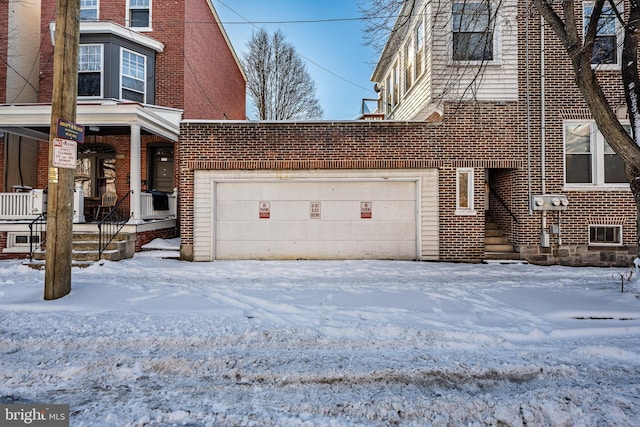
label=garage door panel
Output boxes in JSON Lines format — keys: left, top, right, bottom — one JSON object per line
{"left": 217, "top": 200, "right": 416, "bottom": 222}
{"left": 213, "top": 179, "right": 419, "bottom": 260}
{"left": 216, "top": 181, "right": 415, "bottom": 201}
{"left": 216, "top": 240, "right": 417, "bottom": 260}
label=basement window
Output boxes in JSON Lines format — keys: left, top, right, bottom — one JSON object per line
{"left": 589, "top": 225, "right": 622, "bottom": 246}
{"left": 3, "top": 232, "right": 39, "bottom": 253}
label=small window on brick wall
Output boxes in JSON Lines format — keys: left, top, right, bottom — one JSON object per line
{"left": 456, "top": 167, "right": 476, "bottom": 215}
{"left": 589, "top": 225, "right": 622, "bottom": 245}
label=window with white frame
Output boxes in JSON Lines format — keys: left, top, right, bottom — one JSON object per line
{"left": 78, "top": 44, "right": 103, "bottom": 97}
{"left": 589, "top": 225, "right": 622, "bottom": 245}
{"left": 415, "top": 18, "right": 425, "bottom": 77}
{"left": 456, "top": 168, "right": 476, "bottom": 214}
{"left": 564, "top": 122, "right": 627, "bottom": 186}
{"left": 405, "top": 38, "right": 414, "bottom": 91}
{"left": 121, "top": 49, "right": 146, "bottom": 102}
{"left": 80, "top": 0, "right": 99, "bottom": 21}
{"left": 4, "top": 232, "right": 40, "bottom": 253}
{"left": 392, "top": 62, "right": 399, "bottom": 107}
{"left": 584, "top": 1, "right": 622, "bottom": 66}
{"left": 128, "top": 0, "right": 151, "bottom": 29}
{"left": 452, "top": 1, "right": 494, "bottom": 61}
{"left": 385, "top": 75, "right": 392, "bottom": 113}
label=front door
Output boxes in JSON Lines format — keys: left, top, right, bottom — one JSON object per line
{"left": 149, "top": 145, "right": 174, "bottom": 192}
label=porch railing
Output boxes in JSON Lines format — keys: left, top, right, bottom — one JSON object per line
{"left": 0, "top": 190, "right": 46, "bottom": 219}
{"left": 97, "top": 191, "right": 133, "bottom": 260}
{"left": 140, "top": 189, "right": 177, "bottom": 220}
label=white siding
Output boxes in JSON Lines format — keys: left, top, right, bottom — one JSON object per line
{"left": 379, "top": 0, "right": 519, "bottom": 121}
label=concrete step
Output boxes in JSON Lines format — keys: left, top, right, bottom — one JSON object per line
{"left": 484, "top": 251, "right": 522, "bottom": 261}
{"left": 485, "top": 228, "right": 504, "bottom": 237}
{"left": 485, "top": 235, "right": 509, "bottom": 245}
{"left": 485, "top": 243, "right": 516, "bottom": 253}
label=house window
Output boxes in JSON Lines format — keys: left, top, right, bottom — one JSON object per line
{"left": 456, "top": 168, "right": 476, "bottom": 215}
{"left": 589, "top": 225, "right": 622, "bottom": 245}
{"left": 452, "top": 1, "right": 494, "bottom": 61}
{"left": 121, "top": 49, "right": 146, "bottom": 102}
{"left": 584, "top": 2, "right": 621, "bottom": 66}
{"left": 385, "top": 75, "right": 392, "bottom": 113}
{"left": 392, "top": 62, "right": 399, "bottom": 107}
{"left": 78, "top": 44, "right": 103, "bottom": 97}
{"left": 128, "top": 0, "right": 151, "bottom": 29}
{"left": 80, "top": 0, "right": 99, "bottom": 21}
{"left": 405, "top": 39, "right": 414, "bottom": 91}
{"left": 415, "top": 19, "right": 425, "bottom": 77}
{"left": 564, "top": 122, "right": 627, "bottom": 186}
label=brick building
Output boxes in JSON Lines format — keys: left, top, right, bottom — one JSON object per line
{"left": 178, "top": 0, "right": 636, "bottom": 266}
{"left": 0, "top": 0, "right": 245, "bottom": 259}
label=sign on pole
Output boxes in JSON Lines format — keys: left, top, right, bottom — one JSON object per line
{"left": 52, "top": 138, "right": 77, "bottom": 169}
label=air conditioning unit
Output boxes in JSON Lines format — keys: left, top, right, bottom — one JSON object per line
{"left": 31, "top": 189, "right": 47, "bottom": 214}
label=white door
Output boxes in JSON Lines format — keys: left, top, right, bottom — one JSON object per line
{"left": 213, "top": 180, "right": 418, "bottom": 260}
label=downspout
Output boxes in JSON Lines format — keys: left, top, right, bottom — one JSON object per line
{"left": 525, "top": 0, "right": 532, "bottom": 216}
{"left": 540, "top": 16, "right": 549, "bottom": 247}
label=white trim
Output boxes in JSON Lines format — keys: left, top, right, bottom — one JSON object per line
{"left": 80, "top": 0, "right": 100, "bottom": 21}
{"left": 563, "top": 120, "right": 629, "bottom": 188}
{"left": 126, "top": 0, "right": 152, "bottom": 31}
{"left": 449, "top": 0, "right": 503, "bottom": 66}
{"left": 588, "top": 224, "right": 623, "bottom": 246}
{"left": 120, "top": 47, "right": 147, "bottom": 103}
{"left": 50, "top": 21, "right": 164, "bottom": 52}
{"left": 78, "top": 44, "right": 104, "bottom": 99}
{"left": 455, "top": 167, "right": 476, "bottom": 215}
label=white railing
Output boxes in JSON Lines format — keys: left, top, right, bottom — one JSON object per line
{"left": 0, "top": 190, "right": 46, "bottom": 219}
{"left": 140, "top": 190, "right": 177, "bottom": 220}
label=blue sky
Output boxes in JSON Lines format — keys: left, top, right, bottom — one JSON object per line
{"left": 212, "top": 0, "right": 379, "bottom": 120}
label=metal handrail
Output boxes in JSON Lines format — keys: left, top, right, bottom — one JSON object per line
{"left": 489, "top": 186, "right": 519, "bottom": 224}
{"left": 97, "top": 190, "right": 133, "bottom": 260}
{"left": 28, "top": 213, "right": 47, "bottom": 261}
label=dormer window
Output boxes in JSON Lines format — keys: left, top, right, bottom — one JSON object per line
{"left": 128, "top": 0, "right": 151, "bottom": 29}
{"left": 80, "top": 0, "right": 98, "bottom": 21}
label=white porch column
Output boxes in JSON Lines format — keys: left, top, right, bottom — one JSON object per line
{"left": 130, "top": 123, "right": 142, "bottom": 223}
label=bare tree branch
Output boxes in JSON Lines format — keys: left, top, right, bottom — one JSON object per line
{"left": 243, "top": 29, "right": 323, "bottom": 120}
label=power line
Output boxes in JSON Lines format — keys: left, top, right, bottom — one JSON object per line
{"left": 214, "top": 0, "right": 375, "bottom": 94}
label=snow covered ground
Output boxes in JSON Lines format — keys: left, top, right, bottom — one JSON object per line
{"left": 1, "top": 243, "right": 639, "bottom": 426}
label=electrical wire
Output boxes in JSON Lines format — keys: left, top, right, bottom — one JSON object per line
{"left": 214, "top": 0, "right": 376, "bottom": 94}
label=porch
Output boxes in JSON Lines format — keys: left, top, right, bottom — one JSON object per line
{"left": 0, "top": 188, "right": 178, "bottom": 257}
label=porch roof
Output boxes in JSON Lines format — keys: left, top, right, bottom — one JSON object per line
{"left": 0, "top": 100, "right": 182, "bottom": 142}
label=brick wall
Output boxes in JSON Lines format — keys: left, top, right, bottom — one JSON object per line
{"left": 515, "top": 3, "right": 637, "bottom": 266}
{"left": 179, "top": 105, "right": 524, "bottom": 263}
{"left": 38, "top": 0, "right": 245, "bottom": 118}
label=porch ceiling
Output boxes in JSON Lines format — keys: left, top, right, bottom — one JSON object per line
{"left": 0, "top": 101, "right": 182, "bottom": 142}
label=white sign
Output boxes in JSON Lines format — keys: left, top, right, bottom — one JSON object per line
{"left": 52, "top": 138, "right": 77, "bottom": 169}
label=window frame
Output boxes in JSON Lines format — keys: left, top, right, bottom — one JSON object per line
{"left": 127, "top": 0, "right": 152, "bottom": 30}
{"left": 415, "top": 17, "right": 425, "bottom": 78}
{"left": 78, "top": 44, "right": 104, "bottom": 99}
{"left": 80, "top": 0, "right": 99, "bottom": 21}
{"left": 456, "top": 167, "right": 476, "bottom": 215}
{"left": 120, "top": 48, "right": 147, "bottom": 103}
{"left": 589, "top": 224, "right": 623, "bottom": 246}
{"left": 563, "top": 121, "right": 628, "bottom": 189}
{"left": 583, "top": 1, "right": 623, "bottom": 69}
{"left": 451, "top": 0, "right": 498, "bottom": 64}
{"left": 405, "top": 37, "right": 415, "bottom": 92}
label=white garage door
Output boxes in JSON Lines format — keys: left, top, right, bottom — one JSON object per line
{"left": 214, "top": 180, "right": 418, "bottom": 260}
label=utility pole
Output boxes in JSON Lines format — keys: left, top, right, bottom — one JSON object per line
{"left": 44, "top": 0, "right": 80, "bottom": 300}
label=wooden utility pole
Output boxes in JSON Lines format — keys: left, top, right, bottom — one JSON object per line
{"left": 44, "top": 0, "right": 80, "bottom": 300}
